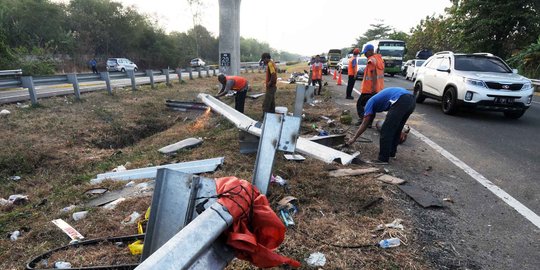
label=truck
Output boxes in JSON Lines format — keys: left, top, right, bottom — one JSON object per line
{"left": 362, "top": 40, "right": 406, "bottom": 76}
{"left": 327, "top": 49, "right": 342, "bottom": 68}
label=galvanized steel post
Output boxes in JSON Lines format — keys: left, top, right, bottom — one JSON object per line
{"left": 213, "top": 68, "right": 217, "bottom": 76}
{"left": 188, "top": 67, "right": 194, "bottom": 80}
{"left": 205, "top": 67, "right": 210, "bottom": 77}
{"left": 21, "top": 76, "right": 38, "bottom": 105}
{"left": 100, "top": 72, "right": 113, "bottom": 95}
{"left": 293, "top": 84, "right": 306, "bottom": 117}
{"left": 197, "top": 67, "right": 202, "bottom": 78}
{"left": 146, "top": 70, "right": 155, "bottom": 89}
{"left": 67, "top": 73, "right": 81, "bottom": 100}
{"left": 127, "top": 70, "right": 137, "bottom": 91}
{"left": 162, "top": 69, "right": 171, "bottom": 86}
{"left": 175, "top": 68, "right": 183, "bottom": 83}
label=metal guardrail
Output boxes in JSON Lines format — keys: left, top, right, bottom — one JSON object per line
{"left": 0, "top": 69, "right": 22, "bottom": 76}
{"left": 531, "top": 79, "right": 540, "bottom": 92}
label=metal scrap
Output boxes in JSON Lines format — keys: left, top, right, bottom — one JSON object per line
{"left": 398, "top": 183, "right": 443, "bottom": 208}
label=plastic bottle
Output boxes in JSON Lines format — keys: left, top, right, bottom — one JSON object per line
{"left": 379, "top": 237, "right": 401, "bottom": 248}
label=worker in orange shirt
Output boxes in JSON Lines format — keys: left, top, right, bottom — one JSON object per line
{"left": 261, "top": 52, "right": 277, "bottom": 114}
{"left": 356, "top": 44, "right": 385, "bottom": 125}
{"left": 311, "top": 55, "right": 323, "bottom": 95}
{"left": 346, "top": 48, "right": 359, "bottom": 99}
{"left": 216, "top": 74, "right": 249, "bottom": 113}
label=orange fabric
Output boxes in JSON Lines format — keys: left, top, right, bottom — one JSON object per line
{"left": 348, "top": 56, "right": 357, "bottom": 76}
{"left": 361, "top": 54, "right": 385, "bottom": 94}
{"left": 311, "top": 62, "right": 322, "bottom": 80}
{"left": 225, "top": 76, "right": 248, "bottom": 90}
{"left": 215, "top": 177, "right": 301, "bottom": 268}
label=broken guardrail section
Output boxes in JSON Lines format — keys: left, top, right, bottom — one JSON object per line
{"left": 198, "top": 94, "right": 358, "bottom": 165}
{"left": 90, "top": 157, "right": 224, "bottom": 184}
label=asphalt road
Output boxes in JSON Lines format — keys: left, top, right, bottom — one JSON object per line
{"left": 326, "top": 73, "right": 540, "bottom": 269}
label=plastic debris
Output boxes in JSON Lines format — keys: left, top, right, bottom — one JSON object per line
{"left": 379, "top": 238, "right": 401, "bottom": 248}
{"left": 112, "top": 165, "right": 127, "bottom": 172}
{"left": 122, "top": 211, "right": 142, "bottom": 225}
{"left": 54, "top": 261, "right": 72, "bottom": 269}
{"left": 51, "top": 219, "right": 84, "bottom": 240}
{"left": 374, "top": 219, "right": 404, "bottom": 231}
{"left": 158, "top": 137, "right": 203, "bottom": 154}
{"left": 0, "top": 198, "right": 10, "bottom": 206}
{"left": 377, "top": 174, "right": 406, "bottom": 185}
{"left": 270, "top": 175, "right": 288, "bottom": 186}
{"left": 125, "top": 181, "right": 136, "bottom": 187}
{"left": 278, "top": 196, "right": 298, "bottom": 227}
{"left": 10, "top": 230, "right": 21, "bottom": 241}
{"left": 60, "top": 205, "right": 76, "bottom": 213}
{"left": 0, "top": 109, "right": 11, "bottom": 115}
{"left": 8, "top": 176, "right": 21, "bottom": 181}
{"left": 72, "top": 211, "right": 88, "bottom": 221}
{"left": 283, "top": 154, "right": 306, "bottom": 161}
{"left": 84, "top": 188, "right": 108, "bottom": 196}
{"left": 128, "top": 240, "right": 144, "bottom": 255}
{"left": 305, "top": 252, "right": 326, "bottom": 267}
{"left": 443, "top": 197, "right": 455, "bottom": 203}
{"left": 8, "top": 194, "right": 28, "bottom": 205}
{"left": 102, "top": 198, "right": 126, "bottom": 210}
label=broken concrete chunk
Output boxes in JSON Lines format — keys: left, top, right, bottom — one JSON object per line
{"left": 328, "top": 167, "right": 380, "bottom": 177}
{"left": 158, "top": 138, "right": 203, "bottom": 154}
{"left": 377, "top": 174, "right": 406, "bottom": 185}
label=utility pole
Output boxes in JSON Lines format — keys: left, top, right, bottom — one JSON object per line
{"left": 218, "top": 0, "right": 241, "bottom": 75}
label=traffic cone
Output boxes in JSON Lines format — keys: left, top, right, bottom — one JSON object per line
{"left": 332, "top": 69, "right": 337, "bottom": 80}
{"left": 337, "top": 70, "right": 342, "bottom": 85}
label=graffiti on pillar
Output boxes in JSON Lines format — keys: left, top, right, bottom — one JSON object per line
{"left": 220, "top": 53, "right": 231, "bottom": 73}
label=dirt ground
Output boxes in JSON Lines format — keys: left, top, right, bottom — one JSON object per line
{"left": 0, "top": 65, "right": 427, "bottom": 269}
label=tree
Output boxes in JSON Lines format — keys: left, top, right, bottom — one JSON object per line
{"left": 406, "top": 15, "right": 459, "bottom": 59}
{"left": 507, "top": 35, "right": 540, "bottom": 79}
{"left": 448, "top": 0, "right": 540, "bottom": 59}
{"left": 354, "top": 22, "right": 392, "bottom": 48}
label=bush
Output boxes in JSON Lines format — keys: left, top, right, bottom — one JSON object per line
{"left": 286, "top": 61, "right": 300, "bottom": 66}
{"left": 13, "top": 47, "right": 56, "bottom": 76}
{"left": 507, "top": 36, "right": 540, "bottom": 79}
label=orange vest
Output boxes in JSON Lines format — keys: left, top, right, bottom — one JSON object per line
{"left": 311, "top": 62, "right": 322, "bottom": 80}
{"left": 361, "top": 54, "right": 385, "bottom": 94}
{"left": 226, "top": 76, "right": 247, "bottom": 90}
{"left": 348, "top": 56, "right": 358, "bottom": 76}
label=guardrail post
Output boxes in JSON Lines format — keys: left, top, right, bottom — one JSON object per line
{"left": 212, "top": 68, "right": 217, "bottom": 76}
{"left": 197, "top": 67, "right": 202, "bottom": 78}
{"left": 205, "top": 67, "right": 210, "bottom": 77}
{"left": 146, "top": 70, "right": 155, "bottom": 89}
{"left": 258, "top": 66, "right": 262, "bottom": 73}
{"left": 21, "top": 76, "right": 38, "bottom": 105}
{"left": 100, "top": 72, "right": 113, "bottom": 95}
{"left": 175, "top": 68, "right": 183, "bottom": 83}
{"left": 67, "top": 73, "right": 81, "bottom": 100}
{"left": 162, "top": 69, "right": 171, "bottom": 86}
{"left": 188, "top": 67, "right": 193, "bottom": 80}
{"left": 127, "top": 70, "right": 137, "bottom": 91}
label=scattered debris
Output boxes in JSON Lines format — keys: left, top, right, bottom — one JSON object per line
{"left": 158, "top": 137, "right": 203, "bottom": 154}
{"left": 125, "top": 181, "right": 135, "bottom": 187}
{"left": 51, "top": 219, "right": 84, "bottom": 241}
{"left": 270, "top": 175, "right": 288, "bottom": 186}
{"left": 112, "top": 165, "right": 126, "bottom": 172}
{"left": 374, "top": 219, "right": 405, "bottom": 231}
{"left": 248, "top": 93, "right": 265, "bottom": 99}
{"left": 305, "top": 252, "right": 326, "bottom": 267}
{"left": 165, "top": 100, "right": 208, "bottom": 111}
{"left": 443, "top": 197, "right": 455, "bottom": 203}
{"left": 328, "top": 167, "right": 380, "bottom": 177}
{"left": 72, "top": 211, "right": 88, "bottom": 221}
{"left": 377, "top": 174, "right": 406, "bottom": 185}
{"left": 283, "top": 154, "right": 306, "bottom": 161}
{"left": 288, "top": 72, "right": 309, "bottom": 84}
{"left": 83, "top": 188, "right": 108, "bottom": 196}
{"left": 398, "top": 183, "right": 443, "bottom": 208}
{"left": 128, "top": 240, "right": 144, "bottom": 255}
{"left": 122, "top": 211, "right": 142, "bottom": 225}
{"left": 379, "top": 237, "right": 401, "bottom": 248}
{"left": 60, "top": 205, "right": 76, "bottom": 213}
{"left": 0, "top": 198, "right": 10, "bottom": 206}
{"left": 360, "top": 197, "right": 384, "bottom": 210}
{"left": 102, "top": 198, "right": 126, "bottom": 210}
{"left": 9, "top": 230, "right": 21, "bottom": 241}
{"left": 8, "top": 194, "right": 28, "bottom": 205}
{"left": 308, "top": 134, "right": 345, "bottom": 147}
{"left": 86, "top": 181, "right": 154, "bottom": 207}
{"left": 53, "top": 261, "right": 72, "bottom": 269}
{"left": 16, "top": 102, "right": 30, "bottom": 109}
{"left": 278, "top": 196, "right": 298, "bottom": 227}
{"left": 340, "top": 110, "right": 352, "bottom": 125}
{"left": 8, "top": 176, "right": 21, "bottom": 181}
{"left": 0, "top": 109, "right": 11, "bottom": 115}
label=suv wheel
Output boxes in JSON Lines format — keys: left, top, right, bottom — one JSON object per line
{"left": 121, "top": 68, "right": 126, "bottom": 72}
{"left": 503, "top": 110, "right": 525, "bottom": 119}
{"left": 134, "top": 68, "right": 138, "bottom": 72}
{"left": 442, "top": 87, "right": 458, "bottom": 115}
{"left": 413, "top": 82, "right": 426, "bottom": 103}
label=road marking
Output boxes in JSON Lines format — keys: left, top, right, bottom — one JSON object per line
{"left": 532, "top": 101, "right": 540, "bottom": 105}
{"left": 410, "top": 128, "right": 540, "bottom": 229}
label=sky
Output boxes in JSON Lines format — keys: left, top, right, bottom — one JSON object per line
{"left": 56, "top": 0, "right": 452, "bottom": 56}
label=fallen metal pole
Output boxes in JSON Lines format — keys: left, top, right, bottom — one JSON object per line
{"left": 90, "top": 157, "right": 224, "bottom": 184}
{"left": 198, "top": 94, "right": 359, "bottom": 165}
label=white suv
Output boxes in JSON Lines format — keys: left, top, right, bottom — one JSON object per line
{"left": 106, "top": 58, "right": 138, "bottom": 72}
{"left": 414, "top": 52, "right": 534, "bottom": 119}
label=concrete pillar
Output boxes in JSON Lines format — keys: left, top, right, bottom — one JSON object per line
{"left": 219, "top": 0, "right": 241, "bottom": 76}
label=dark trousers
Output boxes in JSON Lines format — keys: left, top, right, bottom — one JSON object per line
{"left": 91, "top": 66, "right": 98, "bottom": 74}
{"left": 263, "top": 85, "right": 276, "bottom": 114}
{"left": 312, "top": 79, "right": 322, "bottom": 95}
{"left": 346, "top": 75, "right": 355, "bottom": 98}
{"left": 378, "top": 94, "right": 416, "bottom": 162}
{"left": 356, "top": 92, "right": 375, "bottom": 121}
{"left": 235, "top": 85, "right": 248, "bottom": 113}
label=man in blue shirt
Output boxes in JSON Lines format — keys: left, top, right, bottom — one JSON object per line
{"left": 346, "top": 87, "right": 416, "bottom": 164}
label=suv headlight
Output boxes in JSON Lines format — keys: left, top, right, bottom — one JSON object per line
{"left": 464, "top": 78, "right": 486, "bottom": 88}
{"left": 522, "top": 82, "right": 532, "bottom": 90}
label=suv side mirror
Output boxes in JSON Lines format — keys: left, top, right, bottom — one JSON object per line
{"left": 512, "top": 69, "right": 518, "bottom": 74}
{"left": 437, "top": 67, "right": 450, "bottom": 73}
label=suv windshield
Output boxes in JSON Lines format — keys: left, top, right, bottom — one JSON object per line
{"left": 415, "top": 60, "right": 425, "bottom": 66}
{"left": 454, "top": 55, "right": 511, "bottom": 73}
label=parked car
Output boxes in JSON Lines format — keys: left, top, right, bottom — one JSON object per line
{"left": 106, "top": 58, "right": 138, "bottom": 72}
{"left": 414, "top": 51, "right": 534, "bottom": 118}
{"left": 337, "top": 58, "right": 348, "bottom": 74}
{"left": 320, "top": 56, "right": 328, "bottom": 75}
{"left": 356, "top": 57, "right": 367, "bottom": 80}
{"left": 190, "top": 58, "right": 205, "bottom": 67}
{"left": 405, "top": 59, "right": 426, "bottom": 81}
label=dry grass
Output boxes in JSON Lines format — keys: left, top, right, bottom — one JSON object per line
{"left": 0, "top": 65, "right": 426, "bottom": 269}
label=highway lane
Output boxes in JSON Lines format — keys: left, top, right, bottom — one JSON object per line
{"left": 326, "top": 73, "right": 539, "bottom": 269}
